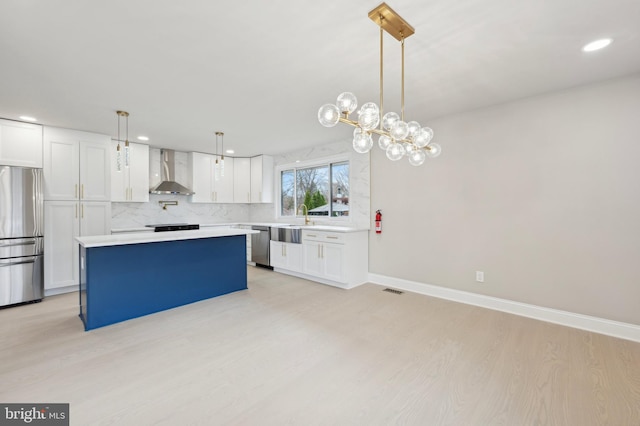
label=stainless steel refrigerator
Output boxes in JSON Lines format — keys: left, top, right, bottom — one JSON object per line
{"left": 0, "top": 166, "right": 44, "bottom": 307}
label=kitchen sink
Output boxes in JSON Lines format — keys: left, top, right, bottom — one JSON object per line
{"left": 270, "top": 226, "right": 302, "bottom": 244}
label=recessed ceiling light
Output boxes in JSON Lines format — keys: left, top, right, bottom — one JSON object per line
{"left": 582, "top": 38, "right": 612, "bottom": 52}
{"left": 137, "top": 136, "right": 149, "bottom": 141}
{"left": 19, "top": 116, "right": 37, "bottom": 122}
{"left": 225, "top": 149, "right": 234, "bottom": 154}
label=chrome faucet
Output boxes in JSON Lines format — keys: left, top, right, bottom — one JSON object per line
{"left": 298, "top": 204, "right": 310, "bottom": 225}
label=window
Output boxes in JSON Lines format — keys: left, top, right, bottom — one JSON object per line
{"left": 280, "top": 160, "right": 349, "bottom": 218}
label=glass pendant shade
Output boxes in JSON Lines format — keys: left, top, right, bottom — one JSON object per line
{"left": 403, "top": 142, "right": 416, "bottom": 154}
{"left": 124, "top": 142, "right": 130, "bottom": 168}
{"left": 220, "top": 157, "right": 225, "bottom": 177}
{"left": 407, "top": 121, "right": 421, "bottom": 137}
{"left": 353, "top": 128, "right": 373, "bottom": 153}
{"left": 414, "top": 127, "right": 434, "bottom": 148}
{"left": 357, "top": 102, "right": 380, "bottom": 130}
{"left": 382, "top": 112, "right": 400, "bottom": 131}
{"left": 390, "top": 120, "right": 409, "bottom": 140}
{"left": 386, "top": 143, "right": 405, "bottom": 161}
{"left": 425, "top": 142, "right": 442, "bottom": 158}
{"left": 318, "top": 104, "right": 340, "bottom": 127}
{"left": 337, "top": 92, "right": 358, "bottom": 114}
{"left": 408, "top": 149, "right": 426, "bottom": 166}
{"left": 378, "top": 134, "right": 392, "bottom": 150}
{"left": 116, "top": 144, "right": 122, "bottom": 172}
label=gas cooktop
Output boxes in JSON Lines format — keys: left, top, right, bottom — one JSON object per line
{"left": 145, "top": 223, "right": 200, "bottom": 232}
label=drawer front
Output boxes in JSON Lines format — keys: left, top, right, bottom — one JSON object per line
{"left": 302, "top": 230, "right": 345, "bottom": 244}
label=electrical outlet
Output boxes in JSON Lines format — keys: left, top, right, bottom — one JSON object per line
{"left": 476, "top": 271, "right": 484, "bottom": 283}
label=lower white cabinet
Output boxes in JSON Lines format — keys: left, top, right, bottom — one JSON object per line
{"left": 270, "top": 241, "right": 303, "bottom": 273}
{"left": 44, "top": 201, "right": 111, "bottom": 292}
{"left": 297, "top": 229, "right": 368, "bottom": 288}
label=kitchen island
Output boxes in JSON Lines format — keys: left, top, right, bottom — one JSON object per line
{"left": 76, "top": 228, "right": 257, "bottom": 330}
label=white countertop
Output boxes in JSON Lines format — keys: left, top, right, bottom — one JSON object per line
{"left": 112, "top": 222, "right": 369, "bottom": 234}
{"left": 78, "top": 228, "right": 258, "bottom": 248}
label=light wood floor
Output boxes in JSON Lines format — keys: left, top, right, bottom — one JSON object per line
{"left": 1, "top": 267, "right": 639, "bottom": 425}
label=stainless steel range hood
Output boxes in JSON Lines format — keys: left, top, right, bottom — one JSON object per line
{"left": 150, "top": 149, "right": 194, "bottom": 195}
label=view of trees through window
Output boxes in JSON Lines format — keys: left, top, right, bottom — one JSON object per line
{"left": 280, "top": 161, "right": 349, "bottom": 217}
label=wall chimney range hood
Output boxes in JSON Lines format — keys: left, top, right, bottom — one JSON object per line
{"left": 150, "top": 149, "right": 194, "bottom": 195}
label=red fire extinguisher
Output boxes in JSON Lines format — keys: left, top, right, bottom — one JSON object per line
{"left": 375, "top": 210, "right": 382, "bottom": 234}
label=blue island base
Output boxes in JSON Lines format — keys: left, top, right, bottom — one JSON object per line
{"left": 79, "top": 235, "right": 247, "bottom": 330}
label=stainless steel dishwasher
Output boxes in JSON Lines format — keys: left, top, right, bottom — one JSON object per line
{"left": 250, "top": 226, "right": 272, "bottom": 268}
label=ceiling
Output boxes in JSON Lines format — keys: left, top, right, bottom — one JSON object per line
{"left": 1, "top": 0, "right": 639, "bottom": 157}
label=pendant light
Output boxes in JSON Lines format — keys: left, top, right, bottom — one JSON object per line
{"left": 116, "top": 110, "right": 130, "bottom": 172}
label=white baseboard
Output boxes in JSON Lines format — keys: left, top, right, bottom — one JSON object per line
{"left": 368, "top": 273, "right": 640, "bottom": 343}
{"left": 45, "top": 286, "right": 77, "bottom": 297}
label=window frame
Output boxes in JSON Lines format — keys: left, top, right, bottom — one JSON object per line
{"left": 275, "top": 154, "right": 351, "bottom": 223}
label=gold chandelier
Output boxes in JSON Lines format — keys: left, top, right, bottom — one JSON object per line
{"left": 318, "top": 3, "right": 441, "bottom": 166}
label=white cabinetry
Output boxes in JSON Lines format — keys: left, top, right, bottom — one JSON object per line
{"left": 250, "top": 155, "right": 274, "bottom": 203}
{"left": 270, "top": 241, "right": 303, "bottom": 272}
{"left": 44, "top": 200, "right": 111, "bottom": 292}
{"left": 301, "top": 229, "right": 368, "bottom": 289}
{"left": 43, "top": 127, "right": 110, "bottom": 201}
{"left": 110, "top": 141, "right": 149, "bottom": 202}
{"left": 188, "top": 152, "right": 234, "bottom": 203}
{"left": 43, "top": 126, "right": 111, "bottom": 293}
{"left": 233, "top": 157, "right": 251, "bottom": 203}
{"left": 0, "top": 119, "right": 43, "bottom": 167}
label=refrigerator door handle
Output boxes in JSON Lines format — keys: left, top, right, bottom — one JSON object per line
{"left": 0, "top": 256, "right": 37, "bottom": 267}
{"left": 0, "top": 239, "right": 37, "bottom": 247}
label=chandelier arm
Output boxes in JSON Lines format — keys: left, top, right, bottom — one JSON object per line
{"left": 401, "top": 35, "right": 405, "bottom": 122}
{"left": 379, "top": 15, "right": 384, "bottom": 131}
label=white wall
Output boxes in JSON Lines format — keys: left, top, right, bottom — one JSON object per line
{"left": 369, "top": 73, "right": 640, "bottom": 326}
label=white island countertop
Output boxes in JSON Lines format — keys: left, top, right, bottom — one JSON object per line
{"left": 77, "top": 227, "right": 258, "bottom": 248}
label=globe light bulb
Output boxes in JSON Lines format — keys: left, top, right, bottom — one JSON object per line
{"left": 414, "top": 127, "right": 434, "bottom": 148}
{"left": 390, "top": 120, "right": 409, "bottom": 140}
{"left": 386, "top": 143, "right": 405, "bottom": 161}
{"left": 352, "top": 128, "right": 373, "bottom": 154}
{"left": 337, "top": 92, "right": 358, "bottom": 114}
{"left": 407, "top": 121, "right": 421, "bottom": 138}
{"left": 425, "top": 142, "right": 442, "bottom": 158}
{"left": 318, "top": 104, "right": 340, "bottom": 127}
{"left": 357, "top": 102, "right": 380, "bottom": 131}
{"left": 403, "top": 142, "right": 416, "bottom": 154}
{"left": 382, "top": 112, "right": 400, "bottom": 131}
{"left": 408, "top": 149, "right": 426, "bottom": 166}
{"left": 378, "top": 135, "right": 392, "bottom": 150}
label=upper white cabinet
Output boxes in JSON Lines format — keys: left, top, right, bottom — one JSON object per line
{"left": 188, "top": 152, "right": 234, "bottom": 203}
{"left": 43, "top": 127, "right": 110, "bottom": 201}
{"left": 0, "top": 118, "right": 43, "bottom": 168}
{"left": 250, "top": 155, "right": 274, "bottom": 203}
{"left": 110, "top": 141, "right": 149, "bottom": 202}
{"left": 233, "top": 157, "right": 251, "bottom": 203}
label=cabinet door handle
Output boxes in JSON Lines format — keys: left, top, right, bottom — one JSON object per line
{"left": 75, "top": 184, "right": 78, "bottom": 199}
{"left": 81, "top": 204, "right": 84, "bottom": 219}
{"left": 75, "top": 204, "right": 78, "bottom": 218}
{"left": 327, "top": 236, "right": 339, "bottom": 239}
{"left": 284, "top": 245, "right": 286, "bottom": 257}
{"left": 317, "top": 245, "right": 320, "bottom": 258}
{"left": 81, "top": 184, "right": 84, "bottom": 199}
{"left": 321, "top": 244, "right": 324, "bottom": 259}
